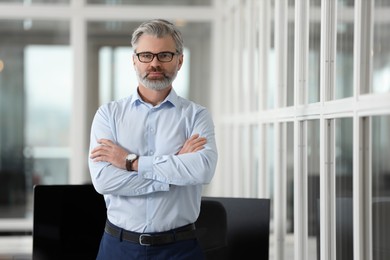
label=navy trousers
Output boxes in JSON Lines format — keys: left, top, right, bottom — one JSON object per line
{"left": 96, "top": 231, "right": 206, "bottom": 260}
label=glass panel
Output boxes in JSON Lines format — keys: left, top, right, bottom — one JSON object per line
{"left": 285, "top": 121, "right": 295, "bottom": 259}
{"left": 87, "top": 0, "right": 211, "bottom": 6}
{"left": 87, "top": 21, "right": 209, "bottom": 106}
{"left": 311, "top": 0, "right": 321, "bottom": 7}
{"left": 0, "top": 0, "right": 69, "bottom": 4}
{"left": 335, "top": 118, "right": 353, "bottom": 260}
{"left": 375, "top": 0, "right": 390, "bottom": 7}
{"left": 266, "top": 124, "right": 274, "bottom": 224}
{"left": 335, "top": 1, "right": 354, "bottom": 99}
{"left": 287, "top": 6, "right": 295, "bottom": 107}
{"left": 225, "top": 14, "right": 234, "bottom": 114}
{"left": 239, "top": 125, "right": 249, "bottom": 195}
{"left": 288, "top": 0, "right": 295, "bottom": 7}
{"left": 251, "top": 124, "right": 259, "bottom": 196}
{"left": 372, "top": 115, "right": 390, "bottom": 260}
{"left": 307, "top": 119, "right": 320, "bottom": 259}
{"left": 0, "top": 19, "right": 71, "bottom": 219}
{"left": 253, "top": 1, "right": 260, "bottom": 111}
{"left": 268, "top": 5, "right": 276, "bottom": 109}
{"left": 308, "top": 1, "right": 321, "bottom": 103}
{"left": 372, "top": 15, "right": 390, "bottom": 93}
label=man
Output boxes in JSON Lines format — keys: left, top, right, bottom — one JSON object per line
{"left": 88, "top": 19, "right": 218, "bottom": 260}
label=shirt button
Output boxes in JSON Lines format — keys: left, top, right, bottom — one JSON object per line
{"left": 150, "top": 151, "right": 154, "bottom": 155}
{"left": 150, "top": 128, "right": 154, "bottom": 133}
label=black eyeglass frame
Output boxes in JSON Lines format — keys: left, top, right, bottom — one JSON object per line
{"left": 134, "top": 51, "right": 179, "bottom": 63}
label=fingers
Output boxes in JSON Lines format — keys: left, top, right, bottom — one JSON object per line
{"left": 178, "top": 134, "right": 207, "bottom": 155}
{"left": 90, "top": 145, "right": 109, "bottom": 161}
{"left": 90, "top": 140, "right": 110, "bottom": 159}
{"left": 97, "top": 138, "right": 114, "bottom": 146}
{"left": 189, "top": 137, "right": 206, "bottom": 151}
{"left": 187, "top": 134, "right": 200, "bottom": 141}
{"left": 89, "top": 139, "right": 126, "bottom": 167}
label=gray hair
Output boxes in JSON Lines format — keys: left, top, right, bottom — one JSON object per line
{"left": 131, "top": 19, "right": 184, "bottom": 54}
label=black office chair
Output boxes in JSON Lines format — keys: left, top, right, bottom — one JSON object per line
{"left": 33, "top": 184, "right": 229, "bottom": 260}
{"left": 195, "top": 199, "right": 228, "bottom": 260}
{"left": 33, "top": 185, "right": 270, "bottom": 260}
{"left": 203, "top": 197, "right": 271, "bottom": 260}
{"left": 33, "top": 184, "right": 106, "bottom": 260}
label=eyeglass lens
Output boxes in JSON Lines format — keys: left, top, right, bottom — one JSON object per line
{"left": 137, "top": 52, "right": 175, "bottom": 63}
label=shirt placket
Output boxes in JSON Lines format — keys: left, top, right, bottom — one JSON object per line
{"left": 145, "top": 107, "right": 157, "bottom": 229}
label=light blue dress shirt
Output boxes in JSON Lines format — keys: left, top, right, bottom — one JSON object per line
{"left": 88, "top": 89, "right": 218, "bottom": 233}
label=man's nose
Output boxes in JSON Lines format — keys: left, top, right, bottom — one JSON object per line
{"left": 149, "top": 59, "right": 163, "bottom": 70}
{"left": 150, "top": 55, "right": 162, "bottom": 66}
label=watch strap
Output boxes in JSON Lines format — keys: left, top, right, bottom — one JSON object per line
{"left": 126, "top": 155, "right": 138, "bottom": 171}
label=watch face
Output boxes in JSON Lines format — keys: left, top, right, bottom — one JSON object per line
{"left": 127, "top": 154, "right": 137, "bottom": 161}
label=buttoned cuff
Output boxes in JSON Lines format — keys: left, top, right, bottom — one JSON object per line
{"left": 138, "top": 155, "right": 167, "bottom": 178}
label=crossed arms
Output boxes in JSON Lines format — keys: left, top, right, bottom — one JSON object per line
{"left": 90, "top": 134, "right": 207, "bottom": 172}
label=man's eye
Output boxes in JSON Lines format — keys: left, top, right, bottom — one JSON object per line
{"left": 141, "top": 53, "right": 153, "bottom": 59}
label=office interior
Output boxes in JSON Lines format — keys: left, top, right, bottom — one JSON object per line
{"left": 0, "top": 0, "right": 389, "bottom": 259}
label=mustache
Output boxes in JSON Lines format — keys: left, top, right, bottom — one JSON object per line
{"left": 144, "top": 68, "right": 169, "bottom": 79}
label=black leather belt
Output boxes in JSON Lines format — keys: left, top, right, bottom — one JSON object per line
{"left": 104, "top": 220, "right": 197, "bottom": 246}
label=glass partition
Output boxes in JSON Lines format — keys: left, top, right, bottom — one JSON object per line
{"left": 0, "top": 19, "right": 71, "bottom": 218}
{"left": 267, "top": 2, "right": 276, "bottom": 109}
{"left": 372, "top": 13, "right": 390, "bottom": 93}
{"left": 87, "top": 0, "right": 211, "bottom": 6}
{"left": 266, "top": 124, "right": 274, "bottom": 222}
{"left": 251, "top": 124, "right": 259, "bottom": 196}
{"left": 0, "top": 0, "right": 69, "bottom": 3}
{"left": 335, "top": 117, "right": 353, "bottom": 260}
{"left": 372, "top": 115, "right": 390, "bottom": 260}
{"left": 307, "top": 119, "right": 320, "bottom": 259}
{"left": 285, "top": 121, "right": 295, "bottom": 259}
{"left": 308, "top": 0, "right": 321, "bottom": 103}
{"left": 335, "top": 0, "right": 354, "bottom": 99}
{"left": 287, "top": 6, "right": 295, "bottom": 107}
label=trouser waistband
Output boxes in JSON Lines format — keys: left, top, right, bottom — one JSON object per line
{"left": 104, "top": 220, "right": 197, "bottom": 246}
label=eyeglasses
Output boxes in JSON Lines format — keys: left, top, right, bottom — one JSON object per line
{"left": 135, "top": 51, "right": 178, "bottom": 63}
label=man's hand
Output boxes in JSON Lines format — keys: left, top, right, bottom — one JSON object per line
{"left": 90, "top": 139, "right": 128, "bottom": 169}
{"left": 177, "top": 134, "right": 207, "bottom": 155}
{"left": 90, "top": 134, "right": 206, "bottom": 170}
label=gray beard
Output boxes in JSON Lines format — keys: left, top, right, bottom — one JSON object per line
{"left": 137, "top": 70, "right": 178, "bottom": 91}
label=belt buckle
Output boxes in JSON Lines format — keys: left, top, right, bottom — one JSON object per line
{"left": 139, "top": 234, "right": 152, "bottom": 246}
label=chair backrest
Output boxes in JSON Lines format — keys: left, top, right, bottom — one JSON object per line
{"left": 195, "top": 199, "right": 228, "bottom": 260}
{"left": 33, "top": 184, "right": 106, "bottom": 260}
{"left": 33, "top": 185, "right": 270, "bottom": 260}
{"left": 202, "top": 197, "right": 271, "bottom": 260}
{"left": 33, "top": 184, "right": 229, "bottom": 260}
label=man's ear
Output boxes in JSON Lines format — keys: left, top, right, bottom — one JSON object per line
{"left": 177, "top": 54, "right": 184, "bottom": 70}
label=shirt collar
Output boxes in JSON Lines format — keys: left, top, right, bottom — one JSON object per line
{"left": 129, "top": 87, "right": 179, "bottom": 108}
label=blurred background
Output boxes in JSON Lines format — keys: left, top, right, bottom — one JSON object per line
{"left": 0, "top": 0, "right": 390, "bottom": 260}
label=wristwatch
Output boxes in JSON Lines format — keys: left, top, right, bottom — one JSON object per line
{"left": 125, "top": 153, "right": 138, "bottom": 171}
